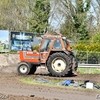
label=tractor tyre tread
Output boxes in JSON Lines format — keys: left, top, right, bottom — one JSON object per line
{"left": 47, "top": 52, "right": 71, "bottom": 77}
{"left": 17, "top": 62, "right": 31, "bottom": 75}
{"left": 72, "top": 56, "right": 78, "bottom": 71}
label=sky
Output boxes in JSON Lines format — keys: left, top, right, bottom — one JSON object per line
{"left": 0, "top": 30, "right": 9, "bottom": 40}
{"left": 49, "top": 0, "right": 98, "bottom": 31}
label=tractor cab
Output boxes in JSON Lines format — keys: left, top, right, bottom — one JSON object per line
{"left": 39, "top": 34, "right": 72, "bottom": 63}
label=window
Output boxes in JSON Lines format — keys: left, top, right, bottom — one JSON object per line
{"left": 41, "top": 39, "right": 54, "bottom": 52}
{"left": 53, "top": 39, "right": 62, "bottom": 49}
{"left": 63, "top": 40, "right": 67, "bottom": 49}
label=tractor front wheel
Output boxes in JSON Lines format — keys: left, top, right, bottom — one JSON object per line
{"left": 17, "top": 62, "right": 31, "bottom": 75}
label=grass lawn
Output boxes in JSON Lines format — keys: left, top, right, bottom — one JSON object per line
{"left": 77, "top": 68, "right": 100, "bottom": 74}
{"left": 20, "top": 78, "right": 62, "bottom": 86}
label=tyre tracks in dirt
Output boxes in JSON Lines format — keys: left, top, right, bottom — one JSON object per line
{"left": 0, "top": 66, "right": 100, "bottom": 100}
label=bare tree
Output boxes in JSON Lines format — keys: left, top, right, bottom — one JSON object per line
{"left": 90, "top": 0, "right": 100, "bottom": 32}
{"left": 0, "top": 0, "right": 35, "bottom": 31}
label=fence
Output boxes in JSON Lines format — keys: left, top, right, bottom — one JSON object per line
{"left": 78, "top": 64, "right": 100, "bottom": 74}
{"left": 75, "top": 51, "right": 100, "bottom": 64}
{"left": 75, "top": 51, "right": 100, "bottom": 74}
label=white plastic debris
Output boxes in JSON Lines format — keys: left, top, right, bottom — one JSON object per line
{"left": 86, "top": 82, "right": 93, "bottom": 89}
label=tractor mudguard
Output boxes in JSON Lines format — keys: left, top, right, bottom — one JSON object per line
{"left": 50, "top": 50, "right": 71, "bottom": 55}
{"left": 20, "top": 60, "right": 41, "bottom": 66}
{"left": 19, "top": 60, "right": 31, "bottom": 67}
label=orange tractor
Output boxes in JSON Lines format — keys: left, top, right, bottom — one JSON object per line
{"left": 17, "top": 32, "right": 78, "bottom": 77}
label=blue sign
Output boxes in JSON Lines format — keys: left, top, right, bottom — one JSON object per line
{"left": 11, "top": 32, "right": 34, "bottom": 51}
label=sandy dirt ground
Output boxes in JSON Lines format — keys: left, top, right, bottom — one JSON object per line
{"left": 0, "top": 54, "right": 20, "bottom": 67}
{"left": 0, "top": 65, "right": 100, "bottom": 100}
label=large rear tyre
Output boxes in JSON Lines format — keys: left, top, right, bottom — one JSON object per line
{"left": 72, "top": 56, "right": 78, "bottom": 71}
{"left": 47, "top": 53, "right": 71, "bottom": 77}
{"left": 17, "top": 62, "right": 31, "bottom": 75}
{"left": 68, "top": 56, "right": 78, "bottom": 74}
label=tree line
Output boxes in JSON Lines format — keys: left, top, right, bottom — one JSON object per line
{"left": 0, "top": 0, "right": 100, "bottom": 43}
{"left": 0, "top": 0, "right": 50, "bottom": 33}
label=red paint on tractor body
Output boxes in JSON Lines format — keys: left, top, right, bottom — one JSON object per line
{"left": 20, "top": 51, "right": 40, "bottom": 63}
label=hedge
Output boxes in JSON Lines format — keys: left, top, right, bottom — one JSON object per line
{"left": 33, "top": 45, "right": 40, "bottom": 51}
{"left": 72, "top": 43, "right": 100, "bottom": 52}
{"left": 72, "top": 43, "right": 100, "bottom": 64}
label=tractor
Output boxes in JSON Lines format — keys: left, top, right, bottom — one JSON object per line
{"left": 17, "top": 32, "right": 78, "bottom": 77}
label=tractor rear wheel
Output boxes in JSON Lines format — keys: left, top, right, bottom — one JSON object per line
{"left": 68, "top": 56, "right": 78, "bottom": 74}
{"left": 17, "top": 62, "right": 31, "bottom": 75}
{"left": 47, "top": 52, "right": 71, "bottom": 77}
{"left": 72, "top": 56, "right": 78, "bottom": 71}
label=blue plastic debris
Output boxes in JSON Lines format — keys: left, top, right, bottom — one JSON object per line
{"left": 62, "top": 79, "right": 71, "bottom": 86}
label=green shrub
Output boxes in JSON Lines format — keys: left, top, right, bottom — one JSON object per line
{"left": 33, "top": 45, "right": 40, "bottom": 51}
{"left": 72, "top": 43, "right": 100, "bottom": 52}
{"left": 72, "top": 43, "right": 100, "bottom": 64}
{"left": 87, "top": 43, "right": 100, "bottom": 52}
{"left": 72, "top": 43, "right": 87, "bottom": 51}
